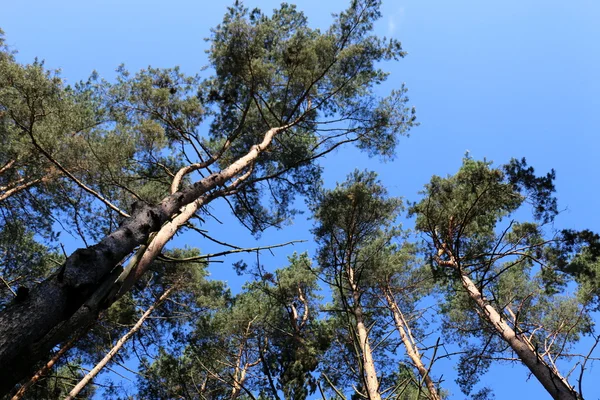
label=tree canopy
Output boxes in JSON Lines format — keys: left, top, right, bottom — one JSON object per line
{"left": 0, "top": 1, "right": 598, "bottom": 399}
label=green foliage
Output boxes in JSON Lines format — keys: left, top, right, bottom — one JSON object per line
{"left": 137, "top": 253, "right": 330, "bottom": 399}
{"left": 411, "top": 158, "right": 521, "bottom": 248}
{"left": 547, "top": 229, "right": 600, "bottom": 309}
{"left": 411, "top": 157, "right": 595, "bottom": 395}
{"left": 2, "top": 0, "right": 598, "bottom": 398}
{"left": 392, "top": 363, "right": 447, "bottom": 399}
{"left": 202, "top": 0, "right": 415, "bottom": 233}
{"left": 0, "top": 222, "right": 59, "bottom": 307}
{"left": 313, "top": 170, "right": 441, "bottom": 398}
{"left": 6, "top": 363, "right": 96, "bottom": 400}
{"left": 313, "top": 169, "right": 403, "bottom": 280}
{"left": 250, "top": 253, "right": 331, "bottom": 399}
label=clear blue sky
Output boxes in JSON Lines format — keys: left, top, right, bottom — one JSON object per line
{"left": 2, "top": 0, "right": 600, "bottom": 398}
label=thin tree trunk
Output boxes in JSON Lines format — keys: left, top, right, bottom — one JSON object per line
{"left": 65, "top": 285, "right": 175, "bottom": 400}
{"left": 344, "top": 217, "right": 381, "bottom": 400}
{"left": 383, "top": 289, "right": 441, "bottom": 400}
{"left": 342, "top": 199, "right": 382, "bottom": 400}
{"left": 457, "top": 267, "right": 579, "bottom": 400}
{"left": 230, "top": 340, "right": 247, "bottom": 400}
{"left": 230, "top": 367, "right": 247, "bottom": 400}
{"left": 11, "top": 331, "right": 82, "bottom": 400}
{"left": 230, "top": 318, "right": 260, "bottom": 400}
{"left": 352, "top": 302, "right": 382, "bottom": 400}
{"left": 348, "top": 272, "right": 381, "bottom": 399}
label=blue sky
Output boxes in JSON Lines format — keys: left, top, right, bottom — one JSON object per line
{"left": 2, "top": 0, "right": 600, "bottom": 398}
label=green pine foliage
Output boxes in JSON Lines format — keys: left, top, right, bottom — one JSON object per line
{"left": 0, "top": 2, "right": 598, "bottom": 399}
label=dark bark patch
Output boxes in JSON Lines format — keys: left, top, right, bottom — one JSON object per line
{"left": 140, "top": 223, "right": 151, "bottom": 235}
{"left": 148, "top": 209, "right": 161, "bottom": 227}
{"left": 130, "top": 200, "right": 148, "bottom": 216}
{"left": 15, "top": 287, "right": 29, "bottom": 303}
{"left": 74, "top": 247, "right": 95, "bottom": 264}
{"left": 57, "top": 263, "right": 66, "bottom": 283}
{"left": 63, "top": 284, "right": 94, "bottom": 317}
{"left": 103, "top": 247, "right": 114, "bottom": 262}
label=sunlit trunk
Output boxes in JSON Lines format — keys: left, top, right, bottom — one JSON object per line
{"left": 65, "top": 286, "right": 175, "bottom": 400}
{"left": 347, "top": 263, "right": 381, "bottom": 400}
{"left": 383, "top": 288, "right": 441, "bottom": 400}
{"left": 457, "top": 266, "right": 579, "bottom": 400}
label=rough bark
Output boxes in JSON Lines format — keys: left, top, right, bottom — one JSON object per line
{"left": 0, "top": 125, "right": 288, "bottom": 395}
{"left": 65, "top": 285, "right": 175, "bottom": 400}
{"left": 383, "top": 289, "right": 441, "bottom": 400}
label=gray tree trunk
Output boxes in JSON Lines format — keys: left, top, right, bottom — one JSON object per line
{"left": 0, "top": 126, "right": 286, "bottom": 395}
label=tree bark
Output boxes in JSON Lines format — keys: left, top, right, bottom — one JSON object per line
{"left": 352, "top": 301, "right": 382, "bottom": 400}
{"left": 456, "top": 266, "right": 580, "bottom": 400}
{"left": 0, "top": 125, "right": 290, "bottom": 395}
{"left": 348, "top": 265, "right": 381, "bottom": 400}
{"left": 383, "top": 289, "right": 441, "bottom": 400}
{"left": 65, "top": 285, "right": 175, "bottom": 400}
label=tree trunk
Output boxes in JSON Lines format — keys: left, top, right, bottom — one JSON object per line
{"left": 230, "top": 367, "right": 247, "bottom": 400}
{"left": 458, "top": 270, "right": 580, "bottom": 400}
{"left": 65, "top": 285, "right": 175, "bottom": 400}
{"left": 348, "top": 275, "right": 381, "bottom": 400}
{"left": 0, "top": 125, "right": 289, "bottom": 395}
{"left": 10, "top": 331, "right": 82, "bottom": 400}
{"left": 353, "top": 304, "right": 382, "bottom": 400}
{"left": 345, "top": 233, "right": 381, "bottom": 400}
{"left": 383, "top": 289, "right": 441, "bottom": 400}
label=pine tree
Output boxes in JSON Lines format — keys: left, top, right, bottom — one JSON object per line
{"left": 0, "top": 1, "right": 416, "bottom": 393}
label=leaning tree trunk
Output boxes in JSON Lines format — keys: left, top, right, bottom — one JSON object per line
{"left": 65, "top": 285, "right": 175, "bottom": 400}
{"left": 439, "top": 246, "right": 581, "bottom": 400}
{"left": 10, "top": 329, "right": 84, "bottom": 400}
{"left": 0, "top": 125, "right": 290, "bottom": 395}
{"left": 458, "top": 272, "right": 579, "bottom": 400}
{"left": 383, "top": 289, "right": 441, "bottom": 400}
